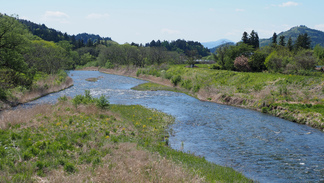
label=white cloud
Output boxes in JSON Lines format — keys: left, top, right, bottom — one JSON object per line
{"left": 235, "top": 8, "right": 245, "bottom": 12}
{"left": 42, "top": 11, "right": 69, "bottom": 23}
{"left": 279, "top": 1, "right": 300, "bottom": 7}
{"left": 314, "top": 24, "right": 324, "bottom": 31}
{"left": 86, "top": 13, "right": 110, "bottom": 20}
{"left": 161, "top": 28, "right": 181, "bottom": 35}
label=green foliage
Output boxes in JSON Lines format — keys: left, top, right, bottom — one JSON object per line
{"left": 249, "top": 50, "right": 267, "bottom": 72}
{"left": 180, "top": 79, "right": 192, "bottom": 90}
{"left": 96, "top": 95, "right": 110, "bottom": 109}
{"left": 210, "top": 64, "right": 222, "bottom": 70}
{"left": 171, "top": 75, "right": 182, "bottom": 86}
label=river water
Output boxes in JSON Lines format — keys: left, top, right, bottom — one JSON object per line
{"left": 25, "top": 71, "right": 324, "bottom": 182}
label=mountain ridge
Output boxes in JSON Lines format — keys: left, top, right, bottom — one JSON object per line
{"left": 202, "top": 39, "right": 233, "bottom": 49}
{"left": 260, "top": 25, "right": 324, "bottom": 48}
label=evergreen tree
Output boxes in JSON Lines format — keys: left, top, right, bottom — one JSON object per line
{"left": 86, "top": 39, "right": 93, "bottom": 47}
{"left": 295, "top": 33, "right": 311, "bottom": 50}
{"left": 279, "top": 35, "right": 286, "bottom": 46}
{"left": 63, "top": 32, "right": 69, "bottom": 41}
{"left": 71, "top": 35, "right": 76, "bottom": 48}
{"left": 287, "top": 37, "right": 293, "bottom": 51}
{"left": 149, "top": 40, "right": 156, "bottom": 47}
{"left": 242, "top": 31, "right": 249, "bottom": 44}
{"left": 272, "top": 32, "right": 277, "bottom": 45}
{"left": 302, "top": 33, "right": 311, "bottom": 49}
{"left": 249, "top": 30, "right": 259, "bottom": 49}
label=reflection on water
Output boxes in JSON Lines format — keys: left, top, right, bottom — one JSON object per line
{"left": 25, "top": 71, "right": 324, "bottom": 182}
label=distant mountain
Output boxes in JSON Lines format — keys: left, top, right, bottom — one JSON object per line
{"left": 202, "top": 39, "right": 234, "bottom": 49}
{"left": 260, "top": 25, "right": 324, "bottom": 48}
{"left": 210, "top": 42, "right": 235, "bottom": 54}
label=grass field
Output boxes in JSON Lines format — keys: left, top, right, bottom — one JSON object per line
{"left": 0, "top": 92, "right": 252, "bottom": 182}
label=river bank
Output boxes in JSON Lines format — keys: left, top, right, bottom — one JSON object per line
{"left": 91, "top": 66, "right": 324, "bottom": 131}
{"left": 0, "top": 91, "right": 252, "bottom": 182}
{"left": 0, "top": 76, "right": 73, "bottom": 111}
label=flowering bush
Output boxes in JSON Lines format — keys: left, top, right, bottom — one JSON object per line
{"left": 234, "top": 55, "right": 250, "bottom": 72}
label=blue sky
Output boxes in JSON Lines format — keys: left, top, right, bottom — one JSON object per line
{"left": 1, "top": 0, "right": 324, "bottom": 44}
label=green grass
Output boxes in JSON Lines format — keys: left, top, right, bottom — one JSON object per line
{"left": 131, "top": 82, "right": 192, "bottom": 95}
{"left": 134, "top": 64, "right": 324, "bottom": 130}
{"left": 0, "top": 93, "right": 253, "bottom": 182}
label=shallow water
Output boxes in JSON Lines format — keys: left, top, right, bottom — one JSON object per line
{"left": 24, "top": 71, "right": 324, "bottom": 182}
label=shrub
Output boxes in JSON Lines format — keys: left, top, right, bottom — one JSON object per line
{"left": 58, "top": 95, "right": 68, "bottom": 102}
{"left": 234, "top": 55, "right": 250, "bottom": 72}
{"left": 96, "top": 95, "right": 110, "bottom": 109}
{"left": 193, "top": 84, "right": 200, "bottom": 92}
{"left": 261, "top": 107, "right": 269, "bottom": 113}
{"left": 171, "top": 75, "right": 181, "bottom": 86}
{"left": 294, "top": 50, "right": 316, "bottom": 70}
{"left": 210, "top": 64, "right": 222, "bottom": 70}
{"left": 64, "top": 162, "right": 76, "bottom": 173}
{"left": 181, "top": 79, "right": 192, "bottom": 90}
{"left": 104, "top": 61, "right": 114, "bottom": 69}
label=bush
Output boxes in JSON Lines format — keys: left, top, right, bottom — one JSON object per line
{"left": 171, "top": 75, "right": 181, "bottom": 86}
{"left": 294, "top": 50, "right": 316, "bottom": 70}
{"left": 210, "top": 64, "right": 222, "bottom": 70}
{"left": 96, "top": 95, "right": 110, "bottom": 109}
{"left": 58, "top": 95, "right": 68, "bottom": 102}
{"left": 181, "top": 79, "right": 192, "bottom": 90}
{"left": 104, "top": 61, "right": 114, "bottom": 69}
{"left": 234, "top": 55, "right": 250, "bottom": 72}
{"left": 261, "top": 107, "right": 269, "bottom": 113}
{"left": 64, "top": 162, "right": 76, "bottom": 173}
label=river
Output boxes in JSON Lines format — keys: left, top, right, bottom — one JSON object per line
{"left": 24, "top": 70, "right": 324, "bottom": 182}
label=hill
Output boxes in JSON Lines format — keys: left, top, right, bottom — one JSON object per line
{"left": 202, "top": 39, "right": 233, "bottom": 49}
{"left": 19, "top": 19, "right": 112, "bottom": 44}
{"left": 260, "top": 25, "right": 324, "bottom": 48}
{"left": 209, "top": 42, "right": 235, "bottom": 54}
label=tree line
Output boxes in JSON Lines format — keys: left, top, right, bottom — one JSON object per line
{"left": 0, "top": 14, "right": 190, "bottom": 98}
{"left": 212, "top": 30, "right": 324, "bottom": 75}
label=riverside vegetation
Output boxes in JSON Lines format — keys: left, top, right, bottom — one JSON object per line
{"left": 0, "top": 91, "right": 251, "bottom": 182}
{"left": 133, "top": 64, "right": 324, "bottom": 130}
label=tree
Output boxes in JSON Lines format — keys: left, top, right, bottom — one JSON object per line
{"left": 249, "top": 50, "right": 267, "bottom": 72}
{"left": 279, "top": 36, "right": 285, "bottom": 46}
{"left": 293, "top": 50, "right": 316, "bottom": 70}
{"left": 234, "top": 55, "right": 250, "bottom": 72}
{"left": 249, "top": 30, "right": 259, "bottom": 49}
{"left": 295, "top": 33, "right": 311, "bottom": 50}
{"left": 242, "top": 31, "right": 249, "bottom": 44}
{"left": 0, "top": 15, "right": 30, "bottom": 74}
{"left": 314, "top": 44, "right": 324, "bottom": 65}
{"left": 287, "top": 37, "right": 293, "bottom": 51}
{"left": 272, "top": 32, "right": 277, "bottom": 45}
{"left": 24, "top": 40, "right": 67, "bottom": 74}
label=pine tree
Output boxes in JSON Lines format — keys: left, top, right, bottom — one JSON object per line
{"left": 242, "top": 31, "right": 249, "bottom": 44}
{"left": 287, "top": 37, "right": 293, "bottom": 51}
{"left": 249, "top": 30, "right": 259, "bottom": 49}
{"left": 279, "top": 35, "right": 285, "bottom": 46}
{"left": 272, "top": 32, "right": 277, "bottom": 45}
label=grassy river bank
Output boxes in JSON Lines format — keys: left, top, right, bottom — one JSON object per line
{"left": 0, "top": 92, "right": 252, "bottom": 182}
{"left": 0, "top": 73, "right": 73, "bottom": 111}
{"left": 97, "top": 65, "right": 324, "bottom": 131}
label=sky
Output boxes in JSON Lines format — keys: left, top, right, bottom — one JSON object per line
{"left": 2, "top": 0, "right": 324, "bottom": 44}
